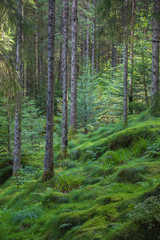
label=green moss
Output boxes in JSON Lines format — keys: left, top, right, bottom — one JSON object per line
{"left": 41, "top": 190, "right": 69, "bottom": 207}
{"left": 1, "top": 115, "right": 160, "bottom": 240}
{"left": 43, "top": 210, "right": 88, "bottom": 240}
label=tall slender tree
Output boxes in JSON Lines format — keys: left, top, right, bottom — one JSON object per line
{"left": 123, "top": 41, "right": 128, "bottom": 126}
{"left": 34, "top": 0, "right": 39, "bottom": 96}
{"left": 92, "top": 0, "right": 96, "bottom": 76}
{"left": 129, "top": 0, "right": 136, "bottom": 114}
{"left": 13, "top": 0, "right": 23, "bottom": 175}
{"left": 43, "top": 0, "right": 55, "bottom": 180}
{"left": 61, "top": 0, "right": 69, "bottom": 158}
{"left": 150, "top": 0, "right": 160, "bottom": 116}
{"left": 123, "top": 0, "right": 129, "bottom": 126}
{"left": 69, "top": 0, "right": 78, "bottom": 134}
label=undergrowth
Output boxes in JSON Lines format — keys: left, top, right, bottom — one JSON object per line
{"left": 0, "top": 114, "right": 160, "bottom": 240}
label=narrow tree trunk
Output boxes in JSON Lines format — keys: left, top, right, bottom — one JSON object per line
{"left": 61, "top": 0, "right": 69, "bottom": 158}
{"left": 86, "top": 17, "right": 89, "bottom": 67}
{"left": 112, "top": 44, "right": 116, "bottom": 76}
{"left": 123, "top": 42, "right": 128, "bottom": 126}
{"left": 34, "top": 0, "right": 39, "bottom": 97}
{"left": 24, "top": 57, "right": 27, "bottom": 96}
{"left": 144, "top": 75, "right": 149, "bottom": 107}
{"left": 129, "top": 0, "right": 135, "bottom": 114}
{"left": 150, "top": 0, "right": 160, "bottom": 116}
{"left": 43, "top": 0, "right": 55, "bottom": 181}
{"left": 13, "top": 0, "right": 23, "bottom": 175}
{"left": 92, "top": 0, "right": 96, "bottom": 76}
{"left": 123, "top": 0, "right": 128, "bottom": 126}
{"left": 96, "top": 41, "right": 99, "bottom": 73}
{"left": 69, "top": 0, "right": 78, "bottom": 134}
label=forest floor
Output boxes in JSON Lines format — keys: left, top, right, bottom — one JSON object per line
{"left": 0, "top": 112, "right": 160, "bottom": 240}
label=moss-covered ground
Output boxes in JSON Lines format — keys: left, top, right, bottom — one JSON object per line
{"left": 0, "top": 113, "right": 160, "bottom": 240}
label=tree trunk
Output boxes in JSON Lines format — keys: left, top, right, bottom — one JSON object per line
{"left": 86, "top": 17, "right": 89, "bottom": 67}
{"left": 34, "top": 0, "right": 39, "bottom": 97}
{"left": 112, "top": 44, "right": 116, "bottom": 76}
{"left": 61, "top": 0, "right": 69, "bottom": 158}
{"left": 144, "top": 75, "right": 149, "bottom": 107}
{"left": 43, "top": 0, "right": 55, "bottom": 181}
{"left": 150, "top": 0, "right": 160, "bottom": 116}
{"left": 129, "top": 0, "right": 135, "bottom": 114}
{"left": 123, "top": 0, "right": 128, "bottom": 126}
{"left": 123, "top": 42, "right": 128, "bottom": 126}
{"left": 69, "top": 0, "right": 78, "bottom": 134}
{"left": 13, "top": 0, "right": 23, "bottom": 175}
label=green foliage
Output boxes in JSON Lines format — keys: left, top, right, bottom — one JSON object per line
{"left": 54, "top": 173, "right": 84, "bottom": 193}
{"left": 22, "top": 97, "right": 46, "bottom": 153}
{"left": 12, "top": 166, "right": 38, "bottom": 186}
{"left": 116, "top": 166, "right": 146, "bottom": 184}
{"left": 41, "top": 189, "right": 69, "bottom": 207}
{"left": 129, "top": 196, "right": 160, "bottom": 227}
{"left": 0, "top": 115, "right": 160, "bottom": 240}
{"left": 0, "top": 208, "right": 13, "bottom": 240}
{"left": 12, "top": 206, "right": 44, "bottom": 224}
{"left": 131, "top": 138, "right": 150, "bottom": 157}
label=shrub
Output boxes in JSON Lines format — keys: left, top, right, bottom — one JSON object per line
{"left": 54, "top": 173, "right": 84, "bottom": 193}
{"left": 132, "top": 138, "right": 149, "bottom": 157}
{"left": 127, "top": 196, "right": 160, "bottom": 239}
{"left": 116, "top": 166, "right": 146, "bottom": 183}
{"left": 12, "top": 206, "right": 44, "bottom": 224}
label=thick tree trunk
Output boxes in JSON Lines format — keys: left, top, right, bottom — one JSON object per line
{"left": 61, "top": 0, "right": 69, "bottom": 158}
{"left": 13, "top": 0, "right": 23, "bottom": 175}
{"left": 69, "top": 0, "right": 78, "bottom": 134}
{"left": 150, "top": 0, "right": 160, "bottom": 116}
{"left": 123, "top": 42, "right": 128, "bottom": 126}
{"left": 43, "top": 0, "right": 55, "bottom": 181}
{"left": 129, "top": 0, "right": 135, "bottom": 114}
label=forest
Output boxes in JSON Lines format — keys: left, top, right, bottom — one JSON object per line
{"left": 0, "top": 0, "right": 160, "bottom": 239}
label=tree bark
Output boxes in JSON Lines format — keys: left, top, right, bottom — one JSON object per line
{"left": 129, "top": 0, "right": 135, "bottom": 114}
{"left": 43, "top": 0, "right": 55, "bottom": 181}
{"left": 123, "top": 42, "right": 128, "bottom": 126}
{"left": 69, "top": 0, "right": 78, "bottom": 134}
{"left": 150, "top": 0, "right": 160, "bottom": 116}
{"left": 34, "top": 0, "right": 39, "bottom": 97}
{"left": 112, "top": 44, "right": 116, "bottom": 77}
{"left": 13, "top": 0, "right": 23, "bottom": 175}
{"left": 61, "top": 0, "right": 69, "bottom": 158}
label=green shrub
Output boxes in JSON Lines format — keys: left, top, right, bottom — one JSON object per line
{"left": 54, "top": 173, "right": 84, "bottom": 193}
{"left": 132, "top": 138, "right": 149, "bottom": 157}
{"left": 12, "top": 166, "right": 38, "bottom": 187}
{"left": 127, "top": 196, "right": 160, "bottom": 239}
{"left": 101, "top": 149, "right": 128, "bottom": 165}
{"left": 12, "top": 205, "right": 44, "bottom": 224}
{"left": 0, "top": 208, "right": 14, "bottom": 240}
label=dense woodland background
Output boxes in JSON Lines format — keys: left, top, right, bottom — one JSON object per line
{"left": 0, "top": 0, "right": 160, "bottom": 239}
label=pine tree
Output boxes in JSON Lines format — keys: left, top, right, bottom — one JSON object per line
{"left": 43, "top": 0, "right": 55, "bottom": 181}
{"left": 61, "top": 0, "right": 69, "bottom": 158}
{"left": 13, "top": 0, "right": 23, "bottom": 175}
{"left": 150, "top": 0, "right": 160, "bottom": 116}
{"left": 69, "top": 0, "right": 78, "bottom": 135}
